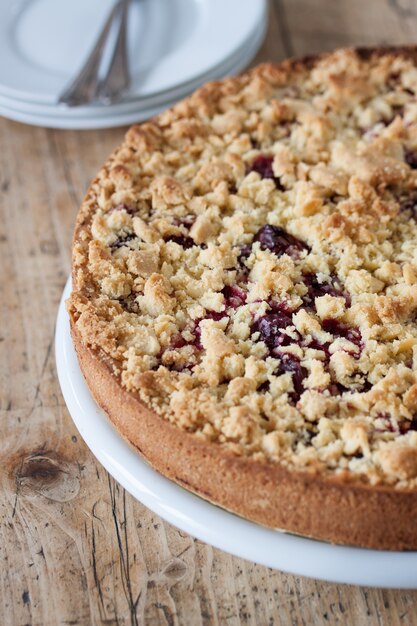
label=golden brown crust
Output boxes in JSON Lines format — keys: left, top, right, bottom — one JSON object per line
{"left": 68, "top": 46, "right": 417, "bottom": 549}
{"left": 71, "top": 322, "right": 417, "bottom": 550}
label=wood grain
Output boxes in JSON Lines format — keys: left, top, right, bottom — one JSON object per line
{"left": 2, "top": 0, "right": 417, "bottom": 623}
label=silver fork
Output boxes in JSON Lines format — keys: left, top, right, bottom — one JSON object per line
{"left": 98, "top": 0, "right": 131, "bottom": 104}
{"left": 58, "top": 0, "right": 130, "bottom": 107}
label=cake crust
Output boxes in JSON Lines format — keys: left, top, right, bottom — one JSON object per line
{"left": 68, "top": 47, "right": 417, "bottom": 549}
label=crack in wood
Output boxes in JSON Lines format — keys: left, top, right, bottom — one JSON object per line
{"left": 25, "top": 329, "right": 55, "bottom": 423}
{"left": 91, "top": 517, "right": 107, "bottom": 622}
{"left": 154, "top": 601, "right": 175, "bottom": 626}
{"left": 108, "top": 475, "right": 141, "bottom": 626}
{"left": 46, "top": 130, "right": 81, "bottom": 211}
{"left": 388, "top": 0, "right": 415, "bottom": 18}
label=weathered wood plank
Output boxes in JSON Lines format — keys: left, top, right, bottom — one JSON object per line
{"left": 277, "top": 0, "right": 417, "bottom": 56}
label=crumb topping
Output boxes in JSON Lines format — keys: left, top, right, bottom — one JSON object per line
{"left": 69, "top": 49, "right": 417, "bottom": 488}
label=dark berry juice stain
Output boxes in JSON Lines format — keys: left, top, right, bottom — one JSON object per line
{"left": 302, "top": 273, "right": 350, "bottom": 308}
{"left": 164, "top": 235, "right": 195, "bottom": 249}
{"left": 275, "top": 353, "right": 307, "bottom": 402}
{"left": 110, "top": 233, "right": 136, "bottom": 250}
{"left": 222, "top": 285, "right": 247, "bottom": 308}
{"left": 252, "top": 312, "right": 296, "bottom": 349}
{"left": 247, "top": 155, "right": 285, "bottom": 190}
{"left": 253, "top": 224, "right": 309, "bottom": 259}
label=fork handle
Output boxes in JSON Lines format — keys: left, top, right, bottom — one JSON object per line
{"left": 58, "top": 1, "right": 124, "bottom": 107}
{"left": 98, "top": 0, "right": 131, "bottom": 103}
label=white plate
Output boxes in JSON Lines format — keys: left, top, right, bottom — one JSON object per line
{"left": 0, "top": 0, "right": 266, "bottom": 104}
{"left": 0, "top": 14, "right": 266, "bottom": 119}
{"left": 56, "top": 278, "right": 417, "bottom": 588}
{"left": 0, "top": 24, "right": 265, "bottom": 129}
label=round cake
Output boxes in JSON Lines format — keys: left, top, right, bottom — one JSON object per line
{"left": 68, "top": 47, "right": 417, "bottom": 550}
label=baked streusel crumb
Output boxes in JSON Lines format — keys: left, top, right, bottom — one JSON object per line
{"left": 69, "top": 48, "right": 417, "bottom": 489}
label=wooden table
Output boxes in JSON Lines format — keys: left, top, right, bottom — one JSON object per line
{"left": 2, "top": 1, "right": 417, "bottom": 624}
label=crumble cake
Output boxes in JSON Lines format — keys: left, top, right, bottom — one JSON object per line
{"left": 68, "top": 47, "right": 417, "bottom": 549}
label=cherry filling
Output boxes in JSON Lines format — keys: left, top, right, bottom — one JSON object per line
{"left": 303, "top": 336, "right": 330, "bottom": 359}
{"left": 302, "top": 273, "right": 351, "bottom": 308}
{"left": 118, "top": 293, "right": 140, "bottom": 313}
{"left": 375, "top": 413, "right": 398, "bottom": 433}
{"left": 400, "top": 192, "right": 417, "bottom": 218}
{"left": 275, "top": 353, "right": 307, "bottom": 402}
{"left": 253, "top": 224, "right": 309, "bottom": 259}
{"left": 237, "top": 244, "right": 252, "bottom": 266}
{"left": 250, "top": 312, "right": 306, "bottom": 401}
{"left": 170, "top": 334, "right": 187, "bottom": 349}
{"left": 321, "top": 319, "right": 363, "bottom": 356}
{"left": 165, "top": 234, "right": 195, "bottom": 249}
{"left": 110, "top": 233, "right": 136, "bottom": 250}
{"left": 250, "top": 301, "right": 364, "bottom": 398}
{"left": 269, "top": 298, "right": 295, "bottom": 316}
{"left": 400, "top": 415, "right": 417, "bottom": 434}
{"left": 247, "top": 155, "right": 285, "bottom": 190}
{"left": 252, "top": 312, "right": 295, "bottom": 349}
{"left": 328, "top": 382, "right": 350, "bottom": 396}
{"left": 172, "top": 215, "right": 195, "bottom": 228}
{"left": 405, "top": 149, "right": 417, "bottom": 170}
{"left": 192, "top": 311, "right": 229, "bottom": 349}
{"left": 237, "top": 224, "right": 309, "bottom": 267}
{"left": 375, "top": 413, "right": 417, "bottom": 434}
{"left": 222, "top": 285, "right": 247, "bottom": 308}
{"left": 110, "top": 202, "right": 137, "bottom": 215}
{"left": 249, "top": 155, "right": 274, "bottom": 178}
{"left": 390, "top": 105, "right": 405, "bottom": 120}
{"left": 158, "top": 214, "right": 368, "bottom": 397}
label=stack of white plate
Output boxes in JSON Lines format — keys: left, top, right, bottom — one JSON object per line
{"left": 0, "top": 0, "right": 267, "bottom": 129}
